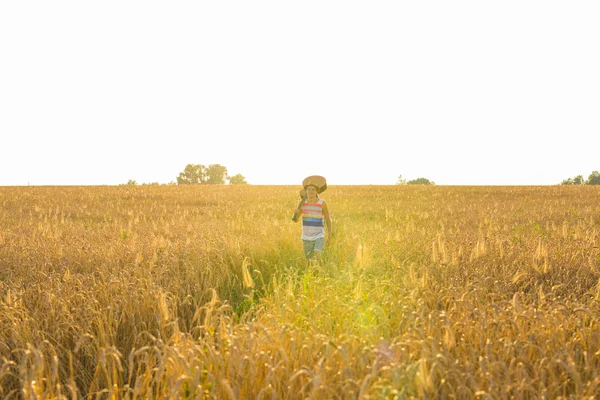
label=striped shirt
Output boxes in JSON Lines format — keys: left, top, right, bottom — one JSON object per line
{"left": 301, "top": 199, "right": 325, "bottom": 240}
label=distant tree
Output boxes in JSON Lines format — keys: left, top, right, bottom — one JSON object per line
{"left": 407, "top": 177, "right": 435, "bottom": 185}
{"left": 177, "top": 163, "right": 240, "bottom": 185}
{"left": 229, "top": 174, "right": 247, "bottom": 184}
{"left": 205, "top": 164, "right": 228, "bottom": 184}
{"left": 562, "top": 175, "right": 585, "bottom": 185}
{"left": 396, "top": 175, "right": 407, "bottom": 185}
{"left": 573, "top": 175, "right": 585, "bottom": 185}
{"left": 127, "top": 180, "right": 137, "bottom": 185}
{"left": 587, "top": 171, "right": 600, "bottom": 185}
{"left": 561, "top": 172, "right": 600, "bottom": 185}
{"left": 177, "top": 164, "right": 206, "bottom": 184}
{"left": 561, "top": 177, "right": 574, "bottom": 185}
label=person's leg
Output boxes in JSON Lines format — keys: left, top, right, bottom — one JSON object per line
{"left": 313, "top": 237, "right": 325, "bottom": 264}
{"left": 303, "top": 240, "right": 315, "bottom": 261}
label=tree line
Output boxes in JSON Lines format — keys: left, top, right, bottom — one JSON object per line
{"left": 396, "top": 175, "right": 435, "bottom": 185}
{"left": 561, "top": 171, "right": 600, "bottom": 185}
{"left": 128, "top": 169, "right": 600, "bottom": 187}
{"left": 176, "top": 164, "right": 247, "bottom": 185}
{"left": 125, "top": 164, "right": 247, "bottom": 186}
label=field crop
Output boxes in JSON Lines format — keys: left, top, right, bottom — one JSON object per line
{"left": 1, "top": 185, "right": 600, "bottom": 399}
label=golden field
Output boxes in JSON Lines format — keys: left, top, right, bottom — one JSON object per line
{"left": 1, "top": 185, "right": 600, "bottom": 399}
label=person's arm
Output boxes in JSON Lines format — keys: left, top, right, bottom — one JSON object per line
{"left": 292, "top": 198, "right": 305, "bottom": 222}
{"left": 322, "top": 200, "right": 332, "bottom": 242}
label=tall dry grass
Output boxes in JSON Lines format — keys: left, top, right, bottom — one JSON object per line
{"left": 1, "top": 185, "right": 600, "bottom": 398}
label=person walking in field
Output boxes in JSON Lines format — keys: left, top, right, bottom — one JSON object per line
{"left": 292, "top": 176, "right": 332, "bottom": 262}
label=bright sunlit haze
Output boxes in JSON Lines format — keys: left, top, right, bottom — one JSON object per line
{"left": 1, "top": 1, "right": 599, "bottom": 186}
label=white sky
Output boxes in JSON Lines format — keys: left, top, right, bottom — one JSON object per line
{"left": 1, "top": 1, "right": 599, "bottom": 186}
